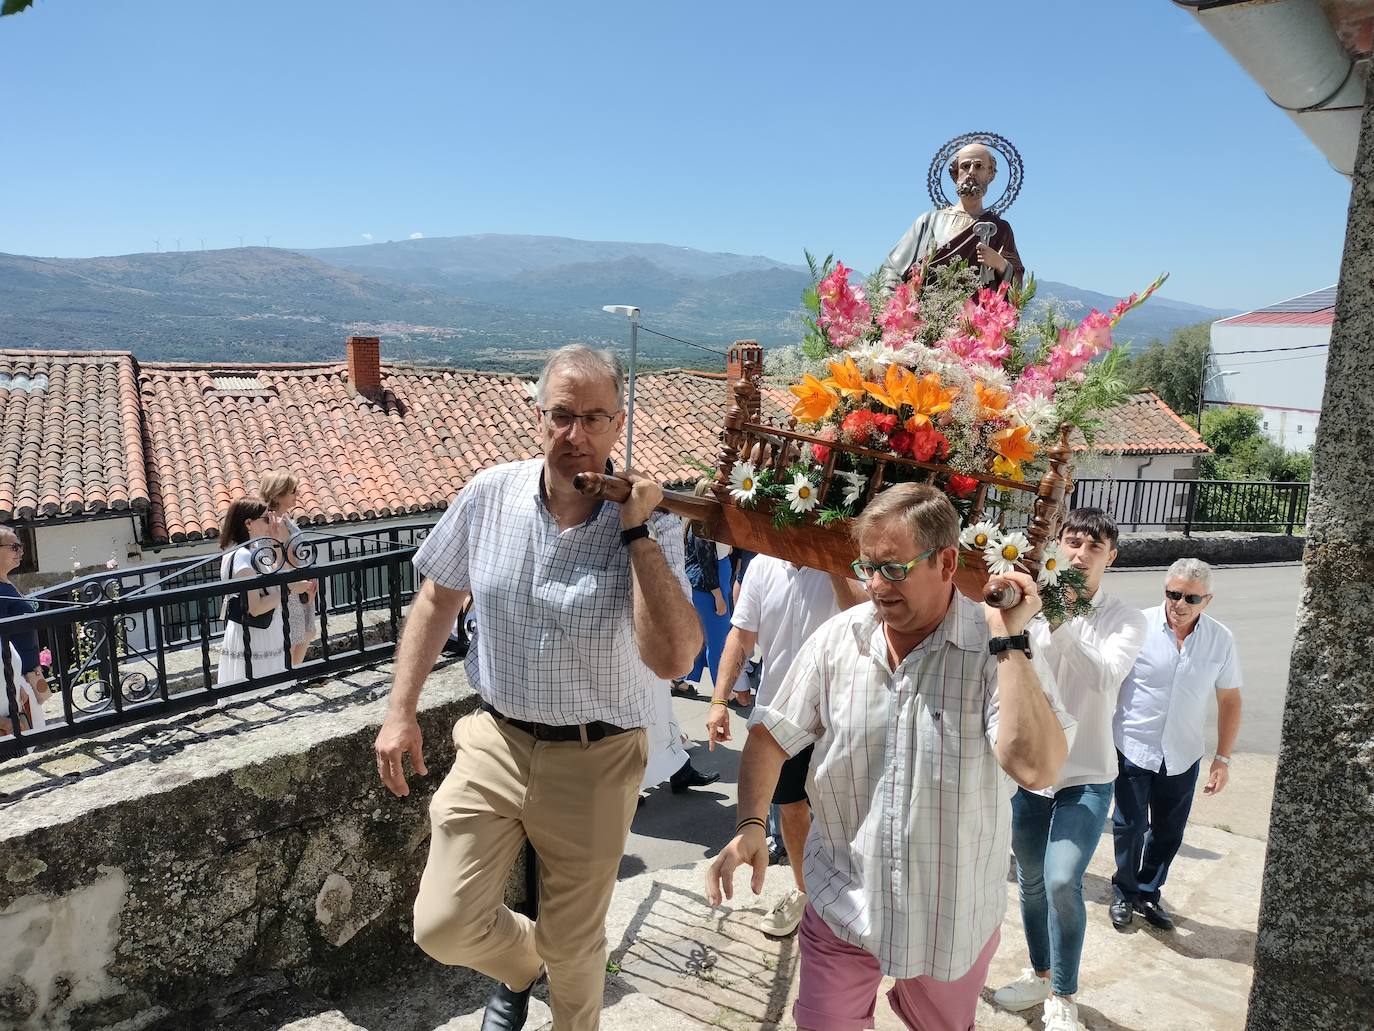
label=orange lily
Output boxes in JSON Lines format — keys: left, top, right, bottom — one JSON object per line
{"left": 823, "top": 355, "right": 868, "bottom": 400}
{"left": 974, "top": 381, "right": 1010, "bottom": 421}
{"left": 789, "top": 373, "right": 840, "bottom": 423}
{"left": 990, "top": 424, "right": 1039, "bottom": 475}
{"left": 863, "top": 364, "right": 913, "bottom": 411}
{"left": 902, "top": 372, "right": 960, "bottom": 429}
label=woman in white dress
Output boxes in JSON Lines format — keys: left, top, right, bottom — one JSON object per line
{"left": 217, "top": 499, "right": 290, "bottom": 686}
{"left": 259, "top": 470, "right": 318, "bottom": 667}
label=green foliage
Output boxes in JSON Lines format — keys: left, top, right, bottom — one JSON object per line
{"left": 1040, "top": 567, "right": 1093, "bottom": 625}
{"left": 1054, "top": 347, "right": 1130, "bottom": 447}
{"left": 1198, "top": 406, "right": 1312, "bottom": 482}
{"left": 1122, "top": 321, "right": 1211, "bottom": 420}
{"left": 814, "top": 506, "right": 849, "bottom": 527}
{"left": 2, "top": 0, "right": 36, "bottom": 14}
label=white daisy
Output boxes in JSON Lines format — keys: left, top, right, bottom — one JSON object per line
{"left": 960, "top": 520, "right": 1001, "bottom": 553}
{"left": 1037, "top": 540, "right": 1068, "bottom": 587}
{"left": 729, "top": 461, "right": 760, "bottom": 503}
{"left": 836, "top": 470, "right": 868, "bottom": 507}
{"left": 785, "top": 473, "right": 820, "bottom": 514}
{"left": 985, "top": 530, "right": 1031, "bottom": 576}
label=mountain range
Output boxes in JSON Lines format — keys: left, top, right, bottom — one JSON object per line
{"left": 0, "top": 234, "right": 1233, "bottom": 372}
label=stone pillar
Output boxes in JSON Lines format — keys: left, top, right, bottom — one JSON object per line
{"left": 1246, "top": 89, "right": 1374, "bottom": 1027}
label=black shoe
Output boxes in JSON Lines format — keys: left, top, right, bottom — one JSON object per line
{"left": 480, "top": 973, "right": 538, "bottom": 1031}
{"left": 1109, "top": 898, "right": 1134, "bottom": 929}
{"left": 1138, "top": 899, "right": 1174, "bottom": 930}
{"left": 669, "top": 679, "right": 699, "bottom": 697}
{"left": 670, "top": 762, "right": 721, "bottom": 794}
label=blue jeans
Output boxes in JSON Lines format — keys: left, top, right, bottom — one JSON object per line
{"left": 688, "top": 558, "right": 732, "bottom": 686}
{"left": 1010, "top": 783, "right": 1114, "bottom": 997}
{"left": 1112, "top": 751, "right": 1200, "bottom": 904}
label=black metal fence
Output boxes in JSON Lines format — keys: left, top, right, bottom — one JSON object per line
{"left": 0, "top": 525, "right": 432, "bottom": 753}
{"left": 1069, "top": 478, "right": 1309, "bottom": 535}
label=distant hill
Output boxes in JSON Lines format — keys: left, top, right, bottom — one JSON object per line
{"left": 0, "top": 235, "right": 1235, "bottom": 371}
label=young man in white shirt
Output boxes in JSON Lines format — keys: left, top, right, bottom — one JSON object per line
{"left": 705, "top": 555, "right": 845, "bottom": 936}
{"left": 992, "top": 509, "right": 1146, "bottom": 1031}
{"left": 706, "top": 484, "right": 1072, "bottom": 1031}
{"left": 1110, "top": 557, "right": 1242, "bottom": 932}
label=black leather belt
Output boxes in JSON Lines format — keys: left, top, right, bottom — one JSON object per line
{"left": 481, "top": 702, "right": 631, "bottom": 743}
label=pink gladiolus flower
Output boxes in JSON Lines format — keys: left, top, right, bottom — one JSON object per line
{"left": 878, "top": 282, "right": 922, "bottom": 348}
{"left": 817, "top": 262, "right": 870, "bottom": 349}
{"left": 1014, "top": 366, "right": 1056, "bottom": 401}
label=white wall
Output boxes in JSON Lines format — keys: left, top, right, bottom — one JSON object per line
{"left": 1209, "top": 321, "right": 1328, "bottom": 452}
{"left": 30, "top": 516, "right": 143, "bottom": 578}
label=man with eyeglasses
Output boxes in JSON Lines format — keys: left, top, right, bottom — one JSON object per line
{"left": 375, "top": 344, "right": 702, "bottom": 1031}
{"left": 1109, "top": 557, "right": 1243, "bottom": 931}
{"left": 706, "top": 484, "right": 1072, "bottom": 1031}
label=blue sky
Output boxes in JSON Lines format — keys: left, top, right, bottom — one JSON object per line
{"left": 0, "top": 0, "right": 1352, "bottom": 310}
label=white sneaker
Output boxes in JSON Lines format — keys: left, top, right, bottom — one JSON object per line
{"left": 992, "top": 968, "right": 1051, "bottom": 1012}
{"left": 1042, "top": 995, "right": 1083, "bottom": 1031}
{"left": 759, "top": 889, "right": 807, "bottom": 936}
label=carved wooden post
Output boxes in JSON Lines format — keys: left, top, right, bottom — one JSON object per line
{"left": 714, "top": 341, "right": 764, "bottom": 492}
{"left": 1025, "top": 424, "right": 1074, "bottom": 574}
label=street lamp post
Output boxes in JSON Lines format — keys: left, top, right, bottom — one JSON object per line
{"left": 1196, "top": 351, "right": 1238, "bottom": 427}
{"left": 601, "top": 305, "right": 640, "bottom": 470}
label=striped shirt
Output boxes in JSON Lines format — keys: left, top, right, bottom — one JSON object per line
{"left": 413, "top": 458, "right": 690, "bottom": 728}
{"left": 755, "top": 590, "right": 1071, "bottom": 980}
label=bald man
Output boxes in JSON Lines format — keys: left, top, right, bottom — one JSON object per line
{"left": 880, "top": 143, "right": 1024, "bottom": 292}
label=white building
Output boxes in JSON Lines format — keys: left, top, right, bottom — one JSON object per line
{"left": 1210, "top": 286, "right": 1333, "bottom": 452}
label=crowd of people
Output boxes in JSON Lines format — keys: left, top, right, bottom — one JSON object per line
{"left": 366, "top": 344, "right": 1245, "bottom": 1031}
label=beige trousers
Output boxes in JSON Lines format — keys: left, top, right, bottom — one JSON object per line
{"left": 414, "top": 708, "right": 647, "bottom": 1031}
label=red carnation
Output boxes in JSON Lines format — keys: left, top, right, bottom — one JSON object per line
{"left": 888, "top": 429, "right": 915, "bottom": 456}
{"left": 812, "top": 442, "right": 831, "bottom": 464}
{"left": 948, "top": 474, "right": 978, "bottom": 498}
{"left": 910, "top": 427, "right": 950, "bottom": 462}
{"left": 874, "top": 413, "right": 898, "bottom": 434}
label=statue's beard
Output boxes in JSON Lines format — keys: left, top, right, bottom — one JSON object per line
{"left": 956, "top": 177, "right": 986, "bottom": 197}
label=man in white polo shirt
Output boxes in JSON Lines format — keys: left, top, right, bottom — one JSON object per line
{"left": 992, "top": 509, "right": 1146, "bottom": 1031}
{"left": 705, "top": 554, "right": 849, "bottom": 936}
{"left": 1110, "top": 557, "right": 1242, "bottom": 931}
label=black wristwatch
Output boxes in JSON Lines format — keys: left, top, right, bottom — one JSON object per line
{"left": 620, "top": 522, "right": 654, "bottom": 546}
{"left": 988, "top": 633, "right": 1033, "bottom": 659}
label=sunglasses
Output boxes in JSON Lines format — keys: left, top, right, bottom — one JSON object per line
{"left": 851, "top": 547, "right": 936, "bottom": 583}
{"left": 1165, "top": 589, "right": 1210, "bottom": 605}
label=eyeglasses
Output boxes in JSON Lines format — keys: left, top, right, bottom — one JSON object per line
{"left": 851, "top": 548, "right": 935, "bottom": 583}
{"left": 1165, "top": 589, "right": 1210, "bottom": 605}
{"left": 539, "top": 408, "right": 621, "bottom": 435}
{"left": 0, "top": 542, "right": 23, "bottom": 553}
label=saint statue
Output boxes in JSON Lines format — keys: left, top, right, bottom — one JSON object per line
{"left": 880, "top": 141, "right": 1024, "bottom": 293}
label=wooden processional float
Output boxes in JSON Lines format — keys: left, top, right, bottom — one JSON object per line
{"left": 574, "top": 342, "right": 1076, "bottom": 609}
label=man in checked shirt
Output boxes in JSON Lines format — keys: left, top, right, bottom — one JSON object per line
{"left": 375, "top": 345, "right": 702, "bottom": 1031}
{"left": 707, "top": 484, "right": 1073, "bottom": 1031}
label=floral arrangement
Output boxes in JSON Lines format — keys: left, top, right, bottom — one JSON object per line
{"left": 728, "top": 253, "right": 1166, "bottom": 619}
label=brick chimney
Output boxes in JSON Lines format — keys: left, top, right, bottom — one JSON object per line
{"left": 346, "top": 335, "right": 382, "bottom": 401}
{"left": 725, "top": 339, "right": 764, "bottom": 420}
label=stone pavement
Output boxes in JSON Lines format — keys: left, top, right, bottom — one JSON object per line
{"left": 264, "top": 762, "right": 1268, "bottom": 1031}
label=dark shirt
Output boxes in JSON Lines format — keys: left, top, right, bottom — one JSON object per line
{"left": 0, "top": 582, "right": 39, "bottom": 674}
{"left": 684, "top": 532, "right": 722, "bottom": 593}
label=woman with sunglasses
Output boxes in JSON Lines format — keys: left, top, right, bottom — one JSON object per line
{"left": 0, "top": 525, "right": 50, "bottom": 730}
{"left": 1109, "top": 557, "right": 1243, "bottom": 933}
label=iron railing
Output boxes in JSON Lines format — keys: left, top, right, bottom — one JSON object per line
{"left": 1069, "top": 478, "right": 1309, "bottom": 535}
{"left": 0, "top": 525, "right": 433, "bottom": 753}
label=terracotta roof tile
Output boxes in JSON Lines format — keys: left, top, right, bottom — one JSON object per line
{"left": 3, "top": 349, "right": 1206, "bottom": 543}
{"left": 0, "top": 351, "right": 148, "bottom": 522}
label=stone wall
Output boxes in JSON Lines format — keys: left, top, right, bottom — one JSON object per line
{"left": 1114, "top": 530, "right": 1305, "bottom": 568}
{"left": 0, "top": 661, "right": 496, "bottom": 1030}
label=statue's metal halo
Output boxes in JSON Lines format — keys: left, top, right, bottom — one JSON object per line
{"left": 926, "top": 131, "right": 1024, "bottom": 216}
